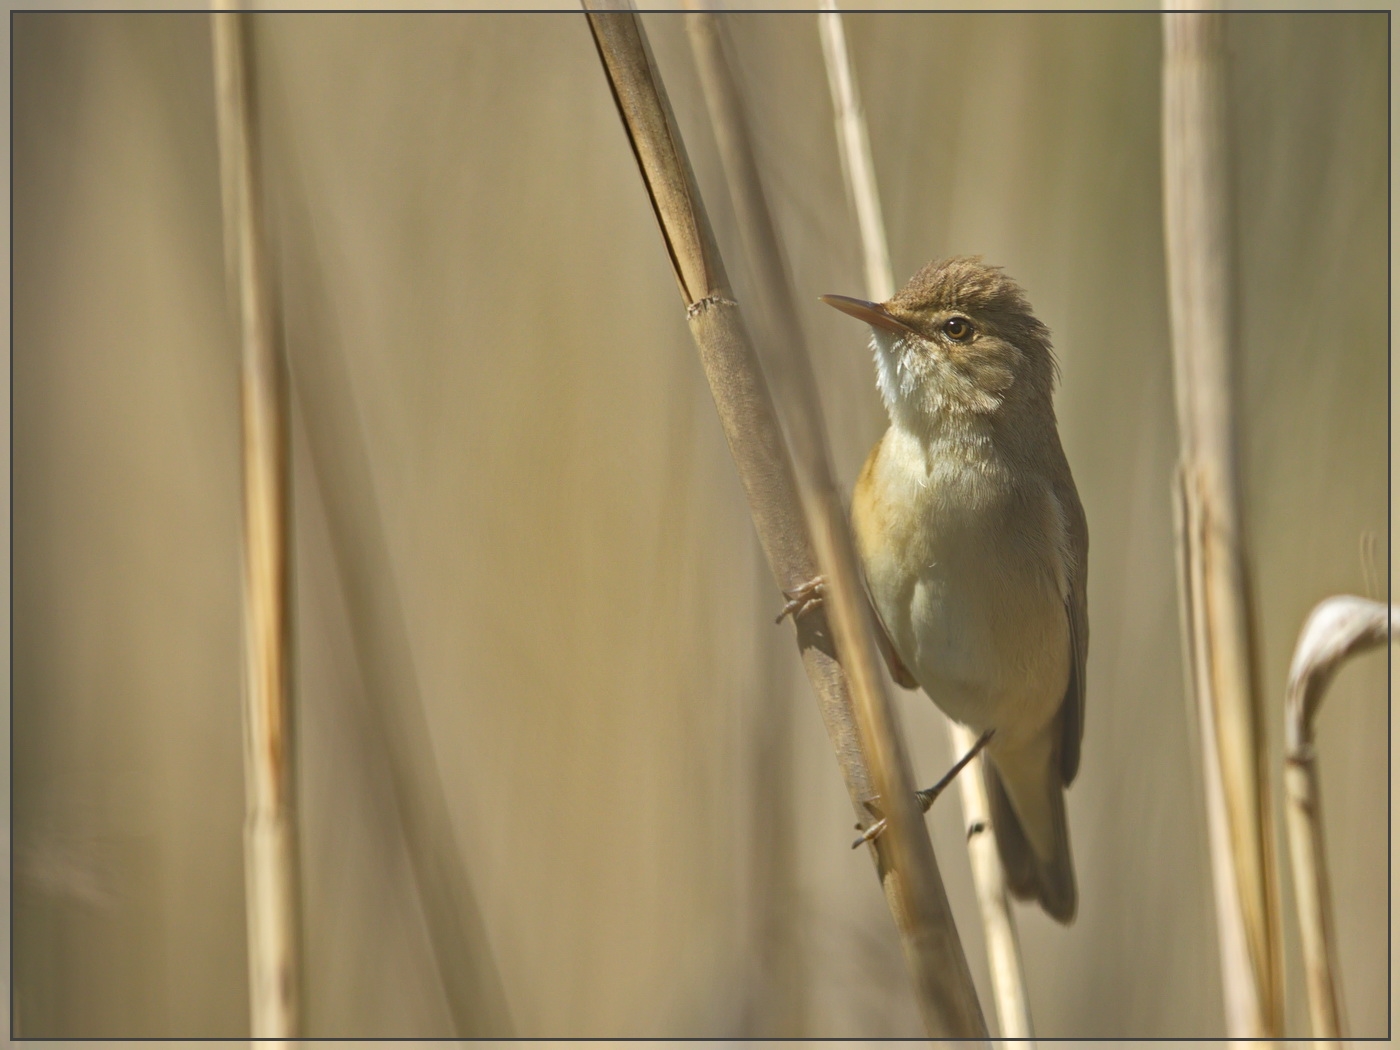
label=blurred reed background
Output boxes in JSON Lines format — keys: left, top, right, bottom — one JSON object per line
{"left": 9, "top": 7, "right": 1388, "bottom": 1039}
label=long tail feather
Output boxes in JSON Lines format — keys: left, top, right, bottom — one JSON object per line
{"left": 984, "top": 754, "right": 1077, "bottom": 924}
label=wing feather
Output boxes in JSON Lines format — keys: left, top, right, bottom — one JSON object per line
{"left": 1056, "top": 470, "right": 1089, "bottom": 786}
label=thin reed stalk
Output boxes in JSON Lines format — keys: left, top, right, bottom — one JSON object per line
{"left": 1161, "top": 7, "right": 1282, "bottom": 1040}
{"left": 1283, "top": 596, "right": 1396, "bottom": 1045}
{"left": 584, "top": 4, "right": 986, "bottom": 1038}
{"left": 210, "top": 7, "right": 302, "bottom": 1040}
{"left": 815, "top": 4, "right": 1033, "bottom": 1039}
{"left": 275, "top": 215, "right": 517, "bottom": 1038}
{"left": 817, "top": 2, "right": 893, "bottom": 303}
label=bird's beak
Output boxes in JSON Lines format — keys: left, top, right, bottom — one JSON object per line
{"left": 819, "top": 294, "right": 920, "bottom": 337}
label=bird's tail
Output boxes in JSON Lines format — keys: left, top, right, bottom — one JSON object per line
{"left": 984, "top": 749, "right": 1077, "bottom": 924}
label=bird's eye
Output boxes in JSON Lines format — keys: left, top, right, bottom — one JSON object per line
{"left": 942, "top": 316, "right": 973, "bottom": 341}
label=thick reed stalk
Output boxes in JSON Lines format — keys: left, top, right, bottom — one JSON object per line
{"left": 815, "top": 4, "right": 1033, "bottom": 1039}
{"left": 1161, "top": 7, "right": 1282, "bottom": 1040}
{"left": 210, "top": 7, "right": 302, "bottom": 1041}
{"left": 1283, "top": 596, "right": 1396, "bottom": 1045}
{"left": 584, "top": 4, "right": 986, "bottom": 1038}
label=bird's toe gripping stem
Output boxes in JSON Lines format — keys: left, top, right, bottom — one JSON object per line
{"left": 775, "top": 574, "right": 827, "bottom": 624}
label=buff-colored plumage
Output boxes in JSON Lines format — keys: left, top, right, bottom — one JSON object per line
{"left": 831, "top": 257, "right": 1088, "bottom": 923}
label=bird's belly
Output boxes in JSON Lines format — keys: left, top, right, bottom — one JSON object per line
{"left": 866, "top": 528, "right": 1069, "bottom": 745}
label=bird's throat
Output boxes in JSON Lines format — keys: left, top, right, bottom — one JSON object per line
{"left": 869, "top": 329, "right": 1001, "bottom": 446}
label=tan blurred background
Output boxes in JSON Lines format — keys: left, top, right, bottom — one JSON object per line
{"left": 9, "top": 7, "right": 1389, "bottom": 1039}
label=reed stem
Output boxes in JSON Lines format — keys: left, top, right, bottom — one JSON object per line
{"left": 211, "top": 7, "right": 302, "bottom": 1040}
{"left": 1283, "top": 595, "right": 1396, "bottom": 1045}
{"left": 585, "top": 4, "right": 986, "bottom": 1037}
{"left": 816, "top": 4, "right": 1032, "bottom": 1038}
{"left": 1162, "top": 7, "right": 1282, "bottom": 1039}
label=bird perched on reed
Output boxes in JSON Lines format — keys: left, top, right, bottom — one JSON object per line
{"left": 820, "top": 257, "right": 1087, "bottom": 924}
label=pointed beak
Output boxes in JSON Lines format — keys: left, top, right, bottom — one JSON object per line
{"left": 819, "top": 294, "right": 920, "bottom": 337}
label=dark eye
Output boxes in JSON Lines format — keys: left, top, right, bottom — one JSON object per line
{"left": 942, "top": 316, "right": 974, "bottom": 341}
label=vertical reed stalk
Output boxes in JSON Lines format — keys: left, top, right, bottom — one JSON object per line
{"left": 211, "top": 6, "right": 302, "bottom": 1041}
{"left": 1161, "top": 7, "right": 1282, "bottom": 1040}
{"left": 584, "top": 4, "right": 986, "bottom": 1038}
{"left": 270, "top": 191, "right": 516, "bottom": 1037}
{"left": 948, "top": 725, "right": 1032, "bottom": 1039}
{"left": 817, "top": 2, "right": 893, "bottom": 303}
{"left": 1283, "top": 596, "right": 1395, "bottom": 1045}
{"left": 816, "top": 4, "right": 1033, "bottom": 1039}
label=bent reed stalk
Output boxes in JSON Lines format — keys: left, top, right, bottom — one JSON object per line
{"left": 583, "top": 3, "right": 986, "bottom": 1039}
{"left": 1283, "top": 596, "right": 1396, "bottom": 1046}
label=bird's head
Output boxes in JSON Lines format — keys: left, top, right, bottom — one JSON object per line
{"left": 822, "top": 257, "right": 1058, "bottom": 440}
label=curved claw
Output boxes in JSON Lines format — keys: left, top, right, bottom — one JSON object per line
{"left": 775, "top": 575, "right": 827, "bottom": 624}
{"left": 852, "top": 817, "right": 887, "bottom": 849}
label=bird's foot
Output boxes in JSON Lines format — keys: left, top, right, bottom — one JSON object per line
{"left": 850, "top": 729, "right": 994, "bottom": 849}
{"left": 775, "top": 574, "right": 827, "bottom": 624}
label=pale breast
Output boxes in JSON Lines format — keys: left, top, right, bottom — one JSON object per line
{"left": 853, "top": 427, "right": 1070, "bottom": 743}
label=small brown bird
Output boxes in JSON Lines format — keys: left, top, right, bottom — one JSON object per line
{"left": 822, "top": 257, "right": 1087, "bottom": 924}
